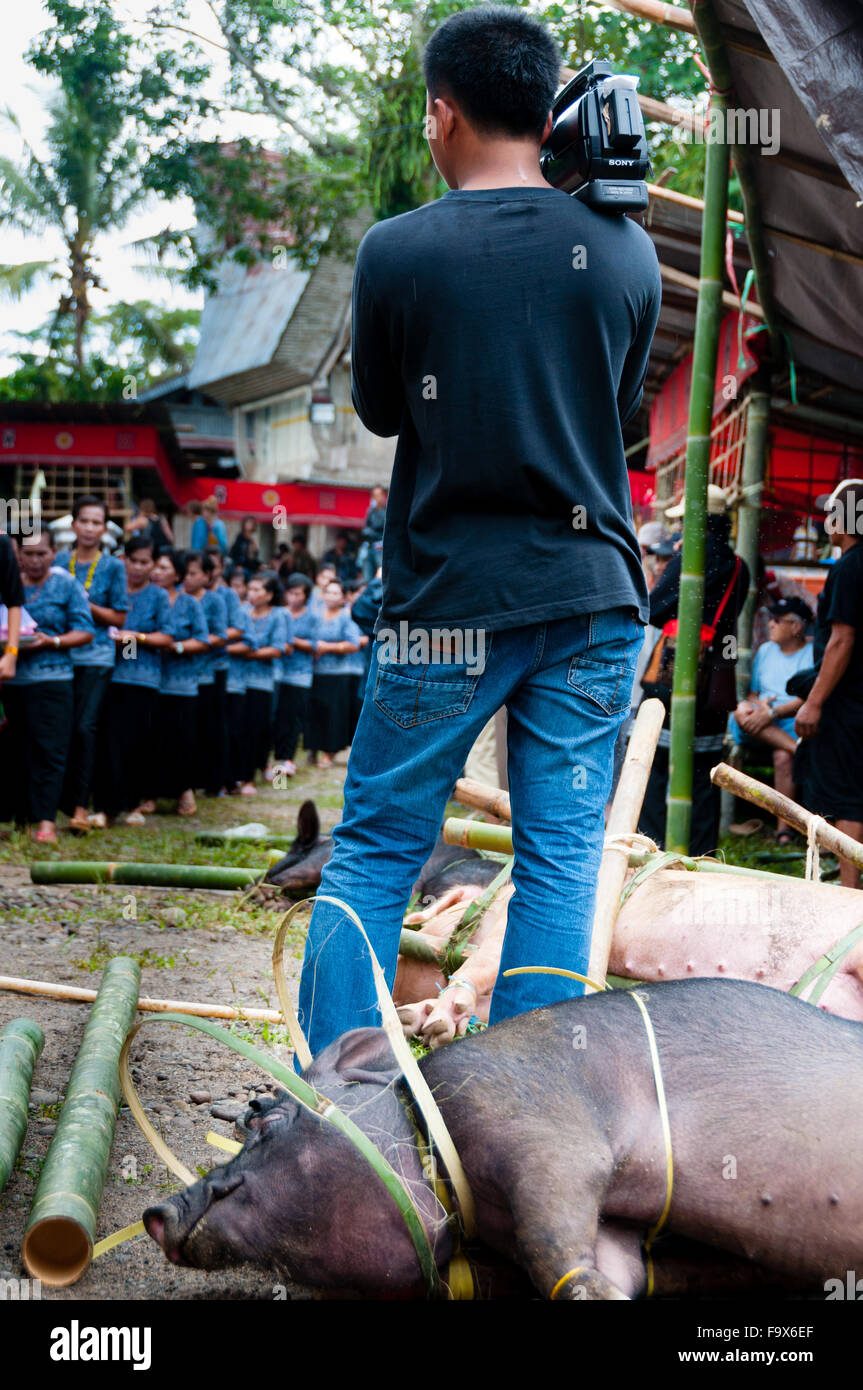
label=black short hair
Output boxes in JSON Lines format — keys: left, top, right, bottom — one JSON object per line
{"left": 423, "top": 5, "right": 560, "bottom": 141}
{"left": 155, "top": 546, "right": 183, "bottom": 579}
{"left": 125, "top": 536, "right": 154, "bottom": 558}
{"left": 181, "top": 549, "right": 214, "bottom": 579}
{"left": 72, "top": 494, "right": 108, "bottom": 523}
{"left": 249, "top": 571, "right": 283, "bottom": 606}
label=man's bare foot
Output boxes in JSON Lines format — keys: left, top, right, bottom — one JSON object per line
{"left": 239, "top": 782, "right": 257, "bottom": 796}
{"left": 34, "top": 822, "right": 58, "bottom": 844}
{"left": 318, "top": 753, "right": 333, "bottom": 769}
{"left": 136, "top": 800, "right": 156, "bottom": 815}
{"left": 177, "top": 791, "right": 197, "bottom": 816}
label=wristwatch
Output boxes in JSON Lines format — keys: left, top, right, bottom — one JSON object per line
{"left": 138, "top": 632, "right": 147, "bottom": 645}
{"left": 175, "top": 642, "right": 185, "bottom": 655}
{"left": 53, "top": 636, "right": 61, "bottom": 650}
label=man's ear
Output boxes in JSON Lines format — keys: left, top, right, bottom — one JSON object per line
{"left": 427, "top": 93, "right": 455, "bottom": 146}
{"left": 541, "top": 110, "right": 553, "bottom": 144}
{"left": 310, "top": 1028, "right": 400, "bottom": 1087}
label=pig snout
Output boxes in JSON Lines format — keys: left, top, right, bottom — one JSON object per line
{"left": 144, "top": 1169, "right": 249, "bottom": 1269}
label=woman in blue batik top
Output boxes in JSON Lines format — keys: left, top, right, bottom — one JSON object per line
{"left": 93, "top": 535, "right": 173, "bottom": 825}
{"left": 242, "top": 573, "right": 289, "bottom": 787}
{"left": 3, "top": 530, "right": 94, "bottom": 842}
{"left": 306, "top": 579, "right": 362, "bottom": 769}
{"left": 150, "top": 549, "right": 209, "bottom": 816}
{"left": 272, "top": 574, "right": 318, "bottom": 779}
{"left": 181, "top": 550, "right": 228, "bottom": 797}
{"left": 55, "top": 495, "right": 128, "bottom": 830}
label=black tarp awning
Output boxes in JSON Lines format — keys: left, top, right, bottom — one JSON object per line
{"left": 703, "top": 0, "right": 863, "bottom": 395}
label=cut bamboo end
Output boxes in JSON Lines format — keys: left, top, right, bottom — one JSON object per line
{"left": 22, "top": 1215, "right": 92, "bottom": 1287}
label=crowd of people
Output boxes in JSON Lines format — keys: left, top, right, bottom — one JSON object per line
{"left": 631, "top": 477, "right": 863, "bottom": 888}
{"left": 1, "top": 475, "right": 859, "bottom": 888}
{"left": 0, "top": 492, "right": 387, "bottom": 844}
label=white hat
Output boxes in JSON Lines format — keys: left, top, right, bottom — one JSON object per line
{"left": 665, "top": 484, "right": 730, "bottom": 520}
{"left": 819, "top": 478, "right": 863, "bottom": 510}
{"left": 637, "top": 521, "right": 666, "bottom": 549}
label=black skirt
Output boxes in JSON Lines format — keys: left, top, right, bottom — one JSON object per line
{"left": 307, "top": 673, "right": 354, "bottom": 755}
{"left": 95, "top": 682, "right": 157, "bottom": 816}
{"left": 274, "top": 682, "right": 310, "bottom": 762}
{"left": 156, "top": 693, "right": 198, "bottom": 799}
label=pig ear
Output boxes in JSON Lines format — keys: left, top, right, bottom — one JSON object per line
{"left": 313, "top": 1028, "right": 400, "bottom": 1087}
{"left": 297, "top": 800, "right": 319, "bottom": 845}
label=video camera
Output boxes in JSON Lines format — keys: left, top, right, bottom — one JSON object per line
{"left": 540, "top": 60, "right": 650, "bottom": 215}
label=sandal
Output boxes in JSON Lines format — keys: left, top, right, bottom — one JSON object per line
{"left": 124, "top": 811, "right": 146, "bottom": 826}
{"left": 34, "top": 827, "right": 58, "bottom": 845}
{"left": 68, "top": 814, "right": 91, "bottom": 833}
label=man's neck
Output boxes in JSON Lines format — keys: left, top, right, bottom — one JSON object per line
{"left": 454, "top": 140, "right": 549, "bottom": 192}
{"left": 778, "top": 638, "right": 805, "bottom": 655}
{"left": 838, "top": 534, "right": 860, "bottom": 555}
{"left": 74, "top": 543, "right": 99, "bottom": 563}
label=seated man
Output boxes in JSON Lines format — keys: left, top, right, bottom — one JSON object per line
{"left": 730, "top": 596, "right": 814, "bottom": 842}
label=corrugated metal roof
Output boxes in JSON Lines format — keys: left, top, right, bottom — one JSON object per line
{"left": 188, "top": 257, "right": 312, "bottom": 392}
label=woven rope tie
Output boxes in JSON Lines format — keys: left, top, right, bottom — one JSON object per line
{"left": 805, "top": 816, "right": 829, "bottom": 881}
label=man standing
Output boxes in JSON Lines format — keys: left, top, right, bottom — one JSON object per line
{"left": 795, "top": 479, "right": 863, "bottom": 888}
{"left": 191, "top": 497, "right": 228, "bottom": 556}
{"left": 297, "top": 6, "right": 660, "bottom": 1055}
{"left": 639, "top": 487, "right": 748, "bottom": 857}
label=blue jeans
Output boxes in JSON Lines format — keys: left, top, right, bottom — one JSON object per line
{"left": 297, "top": 607, "right": 644, "bottom": 1058}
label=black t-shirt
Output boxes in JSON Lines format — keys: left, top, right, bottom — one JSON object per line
{"left": 351, "top": 185, "right": 661, "bottom": 633}
{"left": 0, "top": 533, "right": 24, "bottom": 609}
{"left": 648, "top": 525, "right": 749, "bottom": 732}
{"left": 813, "top": 541, "right": 863, "bottom": 700}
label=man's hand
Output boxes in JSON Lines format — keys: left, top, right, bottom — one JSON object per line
{"left": 0, "top": 651, "right": 17, "bottom": 681}
{"left": 738, "top": 699, "right": 773, "bottom": 736}
{"left": 795, "top": 698, "right": 823, "bottom": 739}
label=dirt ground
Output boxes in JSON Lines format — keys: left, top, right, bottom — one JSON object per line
{"left": 0, "top": 762, "right": 348, "bottom": 1302}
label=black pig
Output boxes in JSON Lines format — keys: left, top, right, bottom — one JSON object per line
{"left": 145, "top": 979, "right": 863, "bottom": 1298}
{"left": 265, "top": 799, "right": 502, "bottom": 901}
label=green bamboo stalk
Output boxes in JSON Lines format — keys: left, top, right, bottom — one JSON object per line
{"left": 666, "top": 3, "right": 731, "bottom": 855}
{"left": 442, "top": 818, "right": 514, "bottom": 855}
{"left": 734, "top": 389, "right": 770, "bottom": 695}
{"left": 22, "top": 957, "right": 141, "bottom": 1287}
{"left": 0, "top": 1018, "right": 45, "bottom": 1194}
{"left": 30, "top": 862, "right": 261, "bottom": 889}
{"left": 398, "top": 927, "right": 454, "bottom": 968}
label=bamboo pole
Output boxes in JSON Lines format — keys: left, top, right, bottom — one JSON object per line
{"left": 30, "top": 862, "right": 261, "bottom": 889}
{"left": 665, "top": 4, "right": 731, "bottom": 855}
{"left": 452, "top": 778, "right": 512, "bottom": 822}
{"left": 587, "top": 700, "right": 666, "bottom": 988}
{"left": 710, "top": 764, "right": 863, "bottom": 873}
{"left": 602, "top": 0, "right": 695, "bottom": 32}
{"left": 0, "top": 975, "right": 289, "bottom": 1022}
{"left": 442, "top": 818, "right": 514, "bottom": 855}
{"left": 649, "top": 182, "right": 743, "bottom": 223}
{"left": 658, "top": 263, "right": 764, "bottom": 318}
{"left": 22, "top": 957, "right": 141, "bottom": 1287}
{"left": 735, "top": 390, "right": 770, "bottom": 695}
{"left": 0, "top": 1018, "right": 45, "bottom": 1195}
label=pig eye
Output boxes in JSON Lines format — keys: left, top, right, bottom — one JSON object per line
{"left": 259, "top": 1112, "right": 288, "bottom": 1135}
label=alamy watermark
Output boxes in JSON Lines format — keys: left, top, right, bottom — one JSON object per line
{"left": 0, "top": 497, "right": 41, "bottom": 538}
{"left": 376, "top": 622, "right": 486, "bottom": 675}
{"left": 672, "top": 105, "right": 780, "bottom": 157}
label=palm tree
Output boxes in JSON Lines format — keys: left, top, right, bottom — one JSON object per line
{"left": 0, "top": 87, "right": 149, "bottom": 372}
